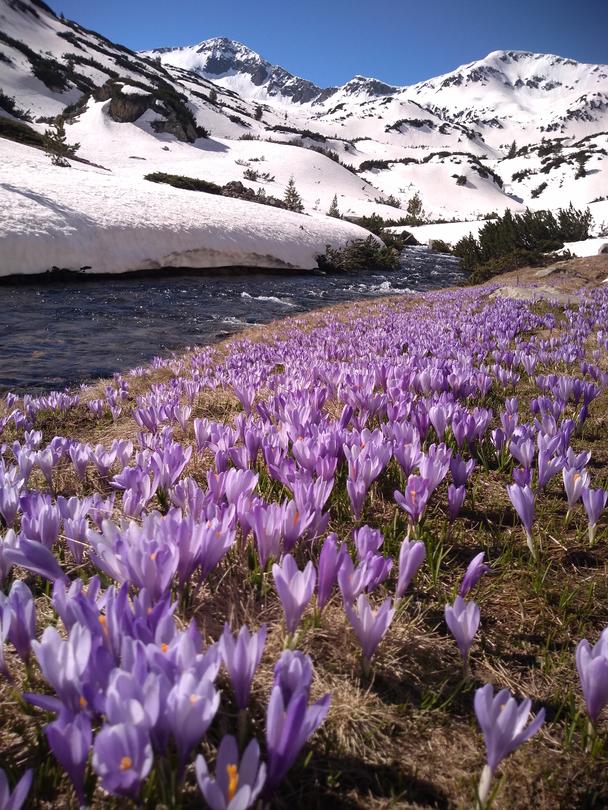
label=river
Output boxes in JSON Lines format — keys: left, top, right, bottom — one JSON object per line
{"left": 0, "top": 247, "right": 463, "bottom": 393}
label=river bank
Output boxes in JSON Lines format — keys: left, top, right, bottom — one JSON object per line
{"left": 0, "top": 246, "right": 463, "bottom": 393}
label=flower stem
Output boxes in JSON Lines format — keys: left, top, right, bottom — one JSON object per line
{"left": 476, "top": 764, "right": 493, "bottom": 809}
{"left": 526, "top": 531, "right": 538, "bottom": 561}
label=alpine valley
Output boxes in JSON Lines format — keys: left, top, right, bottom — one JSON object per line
{"left": 1, "top": 0, "right": 607, "bottom": 276}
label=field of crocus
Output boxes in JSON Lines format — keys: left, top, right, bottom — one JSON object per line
{"left": 1, "top": 278, "right": 608, "bottom": 809}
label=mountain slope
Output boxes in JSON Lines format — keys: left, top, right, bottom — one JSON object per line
{"left": 1, "top": 0, "right": 607, "bottom": 266}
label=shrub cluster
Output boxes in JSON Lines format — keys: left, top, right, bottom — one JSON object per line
{"left": 454, "top": 205, "right": 592, "bottom": 281}
{"left": 144, "top": 172, "right": 287, "bottom": 209}
{"left": 317, "top": 235, "right": 400, "bottom": 273}
{"left": 0, "top": 89, "right": 31, "bottom": 121}
{"left": 0, "top": 115, "right": 45, "bottom": 147}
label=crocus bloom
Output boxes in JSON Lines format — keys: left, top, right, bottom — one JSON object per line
{"left": 196, "top": 735, "right": 266, "bottom": 810}
{"left": 7, "top": 580, "right": 35, "bottom": 661}
{"left": 166, "top": 672, "right": 220, "bottom": 765}
{"left": 581, "top": 486, "right": 608, "bottom": 545}
{"left": 265, "top": 683, "right": 330, "bottom": 791}
{"left": 4, "top": 538, "right": 67, "bottom": 583}
{"left": 444, "top": 596, "right": 479, "bottom": 666}
{"left": 337, "top": 552, "right": 391, "bottom": 604}
{"left": 0, "top": 767, "right": 33, "bottom": 810}
{"left": 537, "top": 452, "right": 564, "bottom": 490}
{"left": 562, "top": 467, "right": 589, "bottom": 512}
{"left": 450, "top": 454, "right": 476, "bottom": 488}
{"left": 272, "top": 555, "right": 316, "bottom": 636}
{"left": 0, "top": 604, "right": 11, "bottom": 677}
{"left": 576, "top": 628, "right": 608, "bottom": 724}
{"left": 506, "top": 483, "right": 536, "bottom": 558}
{"left": 447, "top": 484, "right": 466, "bottom": 524}
{"left": 273, "top": 650, "right": 313, "bottom": 703}
{"left": 251, "top": 503, "right": 285, "bottom": 568}
{"left": 45, "top": 713, "right": 92, "bottom": 805}
{"left": 394, "top": 475, "right": 430, "bottom": 526}
{"left": 474, "top": 684, "right": 545, "bottom": 806}
{"left": 396, "top": 539, "right": 426, "bottom": 600}
{"left": 219, "top": 624, "right": 267, "bottom": 710}
{"left": 354, "top": 525, "right": 384, "bottom": 558}
{"left": 316, "top": 534, "right": 347, "bottom": 612}
{"left": 31, "top": 625, "right": 91, "bottom": 714}
{"left": 459, "top": 552, "right": 490, "bottom": 598}
{"left": 92, "top": 722, "right": 153, "bottom": 798}
{"left": 344, "top": 594, "right": 395, "bottom": 666}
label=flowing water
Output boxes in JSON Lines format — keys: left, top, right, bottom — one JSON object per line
{"left": 0, "top": 247, "right": 463, "bottom": 393}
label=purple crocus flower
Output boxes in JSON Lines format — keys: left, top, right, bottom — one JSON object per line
{"left": 394, "top": 475, "right": 430, "bottom": 527}
{"left": 576, "top": 628, "right": 608, "bottom": 724}
{"left": 316, "top": 534, "right": 347, "bottom": 612}
{"left": 251, "top": 503, "right": 285, "bottom": 568}
{"left": 428, "top": 403, "right": 448, "bottom": 440}
{"left": 219, "top": 624, "right": 267, "bottom": 710}
{"left": 354, "top": 525, "right": 384, "bottom": 558}
{"left": 166, "top": 672, "right": 220, "bottom": 765}
{"left": 581, "top": 486, "right": 607, "bottom": 545}
{"left": 45, "top": 712, "right": 92, "bottom": 805}
{"left": 459, "top": 552, "right": 490, "bottom": 598}
{"left": 337, "top": 552, "right": 391, "bottom": 604}
{"left": 273, "top": 650, "right": 313, "bottom": 703}
{"left": 92, "top": 722, "right": 153, "bottom": 798}
{"left": 20, "top": 498, "right": 61, "bottom": 549}
{"left": 474, "top": 683, "right": 545, "bottom": 805}
{"left": 4, "top": 538, "right": 67, "bottom": 583}
{"left": 31, "top": 625, "right": 91, "bottom": 714}
{"left": 396, "top": 538, "right": 426, "bottom": 600}
{"left": 512, "top": 466, "right": 532, "bottom": 487}
{"left": 447, "top": 484, "right": 466, "bottom": 524}
{"left": 0, "top": 767, "right": 33, "bottom": 810}
{"left": 195, "top": 735, "right": 266, "bottom": 810}
{"left": 562, "top": 467, "right": 589, "bottom": 514}
{"left": 506, "top": 483, "right": 536, "bottom": 558}
{"left": 7, "top": 580, "right": 35, "bottom": 661}
{"left": 344, "top": 594, "right": 395, "bottom": 668}
{"left": 444, "top": 596, "right": 480, "bottom": 667}
{"left": 272, "top": 555, "right": 316, "bottom": 636}
{"left": 265, "top": 682, "right": 330, "bottom": 791}
{"left": 509, "top": 437, "right": 535, "bottom": 470}
{"left": 450, "top": 454, "right": 476, "bottom": 488}
{"left": 0, "top": 482, "right": 20, "bottom": 528}
{"left": 537, "top": 452, "right": 564, "bottom": 490}
{"left": 105, "top": 670, "right": 160, "bottom": 730}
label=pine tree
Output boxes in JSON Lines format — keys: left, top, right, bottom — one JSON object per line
{"left": 327, "top": 194, "right": 340, "bottom": 218}
{"left": 575, "top": 154, "right": 587, "bottom": 179}
{"left": 406, "top": 192, "right": 425, "bottom": 225}
{"left": 42, "top": 117, "right": 80, "bottom": 167}
{"left": 507, "top": 140, "right": 517, "bottom": 159}
{"left": 208, "top": 88, "right": 218, "bottom": 105}
{"left": 283, "top": 176, "right": 304, "bottom": 213}
{"left": 254, "top": 104, "right": 263, "bottom": 121}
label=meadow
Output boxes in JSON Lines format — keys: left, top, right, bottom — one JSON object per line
{"left": 0, "top": 274, "right": 607, "bottom": 809}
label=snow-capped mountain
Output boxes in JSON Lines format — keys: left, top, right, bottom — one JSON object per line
{"left": 147, "top": 38, "right": 608, "bottom": 145}
{"left": 1, "top": 0, "right": 607, "bottom": 278}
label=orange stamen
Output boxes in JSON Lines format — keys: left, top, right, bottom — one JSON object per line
{"left": 226, "top": 764, "right": 239, "bottom": 801}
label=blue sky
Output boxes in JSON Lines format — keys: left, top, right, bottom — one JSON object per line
{"left": 50, "top": 0, "right": 608, "bottom": 86}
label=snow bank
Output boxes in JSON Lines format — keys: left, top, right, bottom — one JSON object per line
{"left": 391, "top": 220, "right": 486, "bottom": 245}
{"left": 0, "top": 140, "right": 373, "bottom": 277}
{"left": 564, "top": 238, "right": 608, "bottom": 257}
